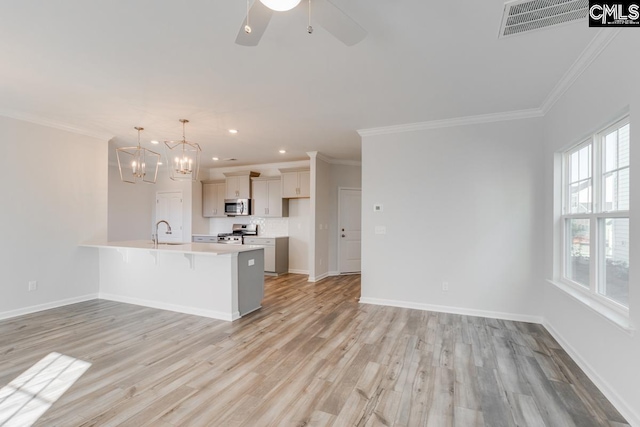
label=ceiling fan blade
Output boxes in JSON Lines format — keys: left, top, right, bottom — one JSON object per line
{"left": 313, "top": 0, "right": 367, "bottom": 46}
{"left": 235, "top": 1, "right": 273, "bottom": 46}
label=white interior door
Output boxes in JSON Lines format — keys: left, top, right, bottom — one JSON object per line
{"left": 339, "top": 188, "right": 361, "bottom": 273}
{"left": 156, "top": 191, "right": 183, "bottom": 243}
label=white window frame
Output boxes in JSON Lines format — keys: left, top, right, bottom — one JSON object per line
{"left": 559, "top": 116, "right": 630, "bottom": 316}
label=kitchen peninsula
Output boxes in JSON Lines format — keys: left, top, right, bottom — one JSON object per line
{"left": 81, "top": 241, "right": 265, "bottom": 321}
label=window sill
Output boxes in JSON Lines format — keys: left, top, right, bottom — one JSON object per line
{"left": 546, "top": 279, "right": 635, "bottom": 335}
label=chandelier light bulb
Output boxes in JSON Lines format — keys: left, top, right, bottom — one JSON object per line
{"left": 260, "top": 0, "right": 301, "bottom": 12}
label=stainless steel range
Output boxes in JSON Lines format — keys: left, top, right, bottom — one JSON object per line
{"left": 217, "top": 224, "right": 258, "bottom": 245}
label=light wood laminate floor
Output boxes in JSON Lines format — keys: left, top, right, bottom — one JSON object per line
{"left": 0, "top": 274, "right": 629, "bottom": 426}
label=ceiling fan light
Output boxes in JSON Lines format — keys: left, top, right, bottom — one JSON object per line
{"left": 260, "top": 0, "right": 301, "bottom": 12}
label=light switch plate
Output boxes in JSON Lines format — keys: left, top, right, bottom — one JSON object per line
{"left": 248, "top": 259, "right": 255, "bottom": 266}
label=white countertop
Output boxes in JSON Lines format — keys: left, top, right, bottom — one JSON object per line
{"left": 81, "top": 240, "right": 264, "bottom": 256}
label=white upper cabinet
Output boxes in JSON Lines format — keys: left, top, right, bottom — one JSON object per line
{"left": 252, "top": 177, "right": 288, "bottom": 217}
{"left": 279, "top": 167, "right": 310, "bottom": 198}
{"left": 224, "top": 171, "right": 260, "bottom": 199}
{"left": 202, "top": 180, "right": 226, "bottom": 217}
{"left": 298, "top": 170, "right": 310, "bottom": 198}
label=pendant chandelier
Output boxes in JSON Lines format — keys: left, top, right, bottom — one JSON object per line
{"left": 164, "top": 119, "right": 201, "bottom": 181}
{"left": 116, "top": 127, "right": 160, "bottom": 184}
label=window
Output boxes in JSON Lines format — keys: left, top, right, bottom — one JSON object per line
{"left": 561, "top": 117, "right": 630, "bottom": 311}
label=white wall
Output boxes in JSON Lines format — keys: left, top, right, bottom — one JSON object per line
{"left": 312, "top": 156, "right": 331, "bottom": 280}
{"left": 108, "top": 159, "right": 197, "bottom": 242}
{"left": 191, "top": 180, "right": 209, "bottom": 235}
{"left": 541, "top": 31, "right": 640, "bottom": 425}
{"left": 0, "top": 116, "right": 107, "bottom": 317}
{"left": 361, "top": 118, "right": 545, "bottom": 321}
{"left": 328, "top": 163, "right": 362, "bottom": 273}
{"left": 107, "top": 144, "right": 155, "bottom": 241}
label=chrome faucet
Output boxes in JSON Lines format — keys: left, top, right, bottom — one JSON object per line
{"left": 152, "top": 220, "right": 172, "bottom": 248}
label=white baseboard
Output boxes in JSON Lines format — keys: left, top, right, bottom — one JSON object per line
{"left": 308, "top": 272, "right": 330, "bottom": 283}
{"left": 358, "top": 297, "right": 543, "bottom": 324}
{"left": 288, "top": 269, "right": 309, "bottom": 275}
{"left": 0, "top": 294, "right": 99, "bottom": 321}
{"left": 543, "top": 320, "right": 640, "bottom": 427}
{"left": 98, "top": 293, "right": 239, "bottom": 322}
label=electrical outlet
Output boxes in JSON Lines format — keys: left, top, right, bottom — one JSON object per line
{"left": 28, "top": 281, "right": 37, "bottom": 291}
{"left": 442, "top": 281, "right": 449, "bottom": 292}
{"left": 248, "top": 259, "right": 255, "bottom": 266}
{"left": 373, "top": 204, "right": 383, "bottom": 212}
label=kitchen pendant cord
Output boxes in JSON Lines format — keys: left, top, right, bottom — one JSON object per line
{"left": 308, "top": 0, "right": 313, "bottom": 34}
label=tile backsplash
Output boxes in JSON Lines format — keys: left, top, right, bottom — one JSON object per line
{"left": 249, "top": 217, "right": 289, "bottom": 236}
{"left": 208, "top": 217, "right": 289, "bottom": 237}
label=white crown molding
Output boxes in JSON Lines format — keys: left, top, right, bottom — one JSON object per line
{"left": 208, "top": 159, "right": 310, "bottom": 175}
{"left": 358, "top": 29, "right": 621, "bottom": 138}
{"left": 315, "top": 152, "right": 331, "bottom": 163}
{"left": 0, "top": 110, "right": 114, "bottom": 141}
{"left": 540, "top": 28, "right": 621, "bottom": 115}
{"left": 330, "top": 159, "right": 361, "bottom": 166}
{"left": 357, "top": 108, "right": 543, "bottom": 137}
{"left": 315, "top": 152, "right": 361, "bottom": 166}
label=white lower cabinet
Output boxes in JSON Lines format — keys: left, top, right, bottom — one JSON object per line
{"left": 243, "top": 237, "right": 289, "bottom": 275}
{"left": 192, "top": 235, "right": 217, "bottom": 243}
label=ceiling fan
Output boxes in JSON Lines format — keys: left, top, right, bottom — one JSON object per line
{"left": 235, "top": 0, "right": 367, "bottom": 47}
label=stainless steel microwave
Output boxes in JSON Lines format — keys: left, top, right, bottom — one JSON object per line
{"left": 224, "top": 199, "right": 251, "bottom": 216}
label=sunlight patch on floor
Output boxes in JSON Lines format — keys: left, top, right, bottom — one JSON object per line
{"left": 0, "top": 352, "right": 91, "bottom": 427}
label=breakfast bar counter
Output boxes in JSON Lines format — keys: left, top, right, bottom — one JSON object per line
{"left": 81, "top": 240, "right": 265, "bottom": 321}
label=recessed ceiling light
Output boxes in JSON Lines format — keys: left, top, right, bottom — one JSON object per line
{"left": 212, "top": 157, "right": 219, "bottom": 161}
{"left": 150, "top": 140, "right": 159, "bottom": 145}
{"left": 279, "top": 150, "right": 286, "bottom": 154}
{"left": 228, "top": 129, "right": 238, "bottom": 134}
{"left": 158, "top": 161, "right": 163, "bottom": 165}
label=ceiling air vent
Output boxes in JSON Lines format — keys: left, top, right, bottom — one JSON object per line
{"left": 499, "top": 0, "right": 588, "bottom": 38}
